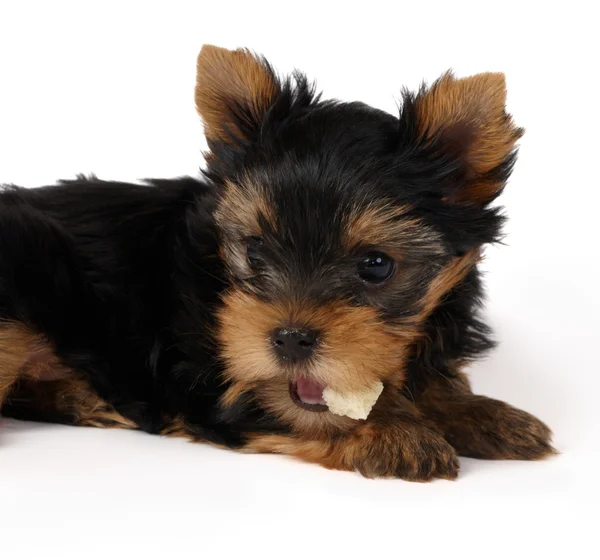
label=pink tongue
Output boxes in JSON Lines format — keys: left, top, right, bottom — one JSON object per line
{"left": 296, "top": 377, "right": 326, "bottom": 406}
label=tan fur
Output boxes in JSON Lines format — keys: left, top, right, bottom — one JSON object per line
{"left": 218, "top": 290, "right": 412, "bottom": 391}
{"left": 220, "top": 381, "right": 254, "bottom": 409}
{"left": 217, "top": 247, "right": 482, "bottom": 437}
{"left": 0, "top": 322, "right": 31, "bottom": 400}
{"left": 1, "top": 322, "right": 70, "bottom": 403}
{"left": 214, "top": 177, "right": 277, "bottom": 278}
{"left": 219, "top": 177, "right": 277, "bottom": 232}
{"left": 343, "top": 202, "right": 443, "bottom": 257}
{"left": 416, "top": 249, "right": 482, "bottom": 322}
{"left": 158, "top": 416, "right": 233, "bottom": 451}
{"left": 415, "top": 72, "right": 523, "bottom": 202}
{"left": 243, "top": 419, "right": 459, "bottom": 480}
{"left": 160, "top": 416, "right": 191, "bottom": 438}
{"left": 242, "top": 379, "right": 459, "bottom": 479}
{"left": 217, "top": 289, "right": 415, "bottom": 436}
{"left": 195, "top": 45, "right": 280, "bottom": 143}
{"left": 1, "top": 321, "right": 135, "bottom": 430}
{"left": 60, "top": 378, "right": 138, "bottom": 429}
{"left": 6, "top": 376, "right": 138, "bottom": 430}
{"left": 255, "top": 381, "right": 356, "bottom": 438}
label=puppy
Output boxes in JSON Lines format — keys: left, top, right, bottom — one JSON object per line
{"left": 0, "top": 45, "right": 554, "bottom": 480}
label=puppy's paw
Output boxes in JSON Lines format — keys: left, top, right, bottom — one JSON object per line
{"left": 447, "top": 398, "right": 556, "bottom": 460}
{"left": 352, "top": 424, "right": 460, "bottom": 481}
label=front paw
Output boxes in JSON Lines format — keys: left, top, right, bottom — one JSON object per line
{"left": 351, "top": 424, "right": 460, "bottom": 481}
{"left": 445, "top": 398, "right": 556, "bottom": 460}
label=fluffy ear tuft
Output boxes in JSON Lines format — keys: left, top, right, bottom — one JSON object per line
{"left": 413, "top": 71, "right": 523, "bottom": 204}
{"left": 195, "top": 45, "right": 281, "bottom": 144}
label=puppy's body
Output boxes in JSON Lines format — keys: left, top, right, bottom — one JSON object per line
{"left": 0, "top": 177, "right": 271, "bottom": 446}
{"left": 0, "top": 46, "right": 554, "bottom": 480}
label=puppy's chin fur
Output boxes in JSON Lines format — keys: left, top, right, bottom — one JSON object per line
{"left": 0, "top": 45, "right": 554, "bottom": 481}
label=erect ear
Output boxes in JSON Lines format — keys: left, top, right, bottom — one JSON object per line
{"left": 412, "top": 71, "right": 524, "bottom": 204}
{"left": 195, "top": 45, "right": 281, "bottom": 144}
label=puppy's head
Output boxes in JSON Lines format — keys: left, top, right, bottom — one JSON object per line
{"left": 196, "top": 45, "right": 522, "bottom": 435}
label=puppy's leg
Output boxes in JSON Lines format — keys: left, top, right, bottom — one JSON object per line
{"left": 1, "top": 321, "right": 136, "bottom": 430}
{"left": 414, "top": 371, "right": 555, "bottom": 460}
{"left": 3, "top": 376, "right": 140, "bottom": 430}
{"left": 0, "top": 322, "right": 40, "bottom": 405}
{"left": 243, "top": 393, "right": 460, "bottom": 481}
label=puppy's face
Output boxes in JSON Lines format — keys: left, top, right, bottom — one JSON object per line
{"left": 195, "top": 46, "right": 522, "bottom": 435}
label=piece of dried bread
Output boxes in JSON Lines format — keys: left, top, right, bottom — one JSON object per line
{"left": 323, "top": 381, "right": 384, "bottom": 420}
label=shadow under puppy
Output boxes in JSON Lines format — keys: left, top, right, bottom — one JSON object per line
{"left": 0, "top": 45, "right": 554, "bottom": 480}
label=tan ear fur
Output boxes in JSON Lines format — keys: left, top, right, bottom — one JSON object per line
{"left": 195, "top": 45, "right": 280, "bottom": 143}
{"left": 415, "top": 72, "right": 523, "bottom": 202}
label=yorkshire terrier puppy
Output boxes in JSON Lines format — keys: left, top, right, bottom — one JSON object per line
{"left": 0, "top": 45, "right": 554, "bottom": 480}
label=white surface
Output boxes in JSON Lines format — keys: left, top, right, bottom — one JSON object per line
{"left": 0, "top": 1, "right": 598, "bottom": 558}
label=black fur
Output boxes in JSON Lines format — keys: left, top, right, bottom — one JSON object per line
{"left": 2, "top": 68, "right": 509, "bottom": 452}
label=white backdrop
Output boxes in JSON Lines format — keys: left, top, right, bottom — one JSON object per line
{"left": 1, "top": 1, "right": 598, "bottom": 558}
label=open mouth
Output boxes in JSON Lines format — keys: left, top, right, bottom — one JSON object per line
{"left": 288, "top": 377, "right": 329, "bottom": 412}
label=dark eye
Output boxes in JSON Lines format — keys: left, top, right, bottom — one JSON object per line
{"left": 357, "top": 252, "right": 395, "bottom": 284}
{"left": 245, "top": 236, "right": 264, "bottom": 269}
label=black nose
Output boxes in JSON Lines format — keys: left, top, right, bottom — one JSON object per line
{"left": 271, "top": 328, "right": 318, "bottom": 361}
